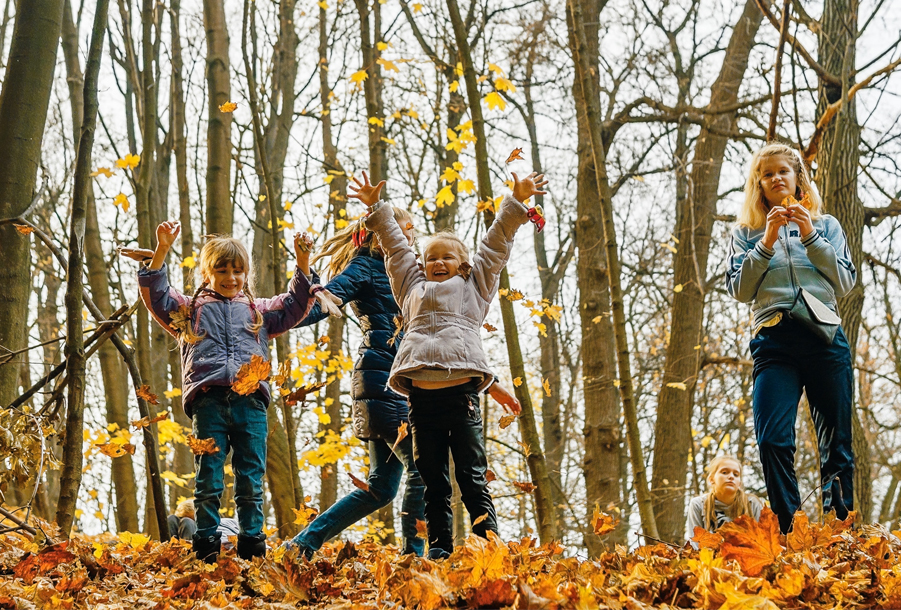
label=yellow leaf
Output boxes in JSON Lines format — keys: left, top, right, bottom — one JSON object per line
{"left": 439, "top": 167, "right": 461, "bottom": 183}
{"left": 91, "top": 167, "right": 114, "bottom": 178}
{"left": 118, "top": 531, "right": 150, "bottom": 549}
{"left": 232, "top": 354, "right": 270, "bottom": 396}
{"left": 368, "top": 116, "right": 384, "bottom": 127}
{"left": 350, "top": 70, "right": 369, "bottom": 84}
{"left": 317, "top": 0, "right": 328, "bottom": 8}
{"left": 335, "top": 219, "right": 348, "bottom": 229}
{"left": 324, "top": 174, "right": 335, "bottom": 184}
{"left": 494, "top": 76, "right": 517, "bottom": 93}
{"left": 412, "top": 2, "right": 423, "bottom": 12}
{"left": 115, "top": 153, "right": 140, "bottom": 170}
{"left": 458, "top": 179, "right": 475, "bottom": 194}
{"left": 666, "top": 382, "right": 687, "bottom": 391}
{"left": 377, "top": 58, "right": 399, "bottom": 72}
{"left": 660, "top": 242, "right": 677, "bottom": 254}
{"left": 542, "top": 378, "right": 551, "bottom": 397}
{"left": 513, "top": 377, "right": 522, "bottom": 387}
{"left": 381, "top": 137, "right": 396, "bottom": 145}
{"left": 113, "top": 192, "right": 130, "bottom": 213}
{"left": 449, "top": 80, "right": 460, "bottom": 92}
{"left": 719, "top": 433, "right": 731, "bottom": 450}
{"left": 180, "top": 255, "right": 196, "bottom": 269}
{"left": 435, "top": 185, "right": 455, "bottom": 208}
{"left": 163, "top": 388, "right": 182, "bottom": 399}
{"left": 487, "top": 63, "right": 504, "bottom": 76}
{"left": 218, "top": 101, "right": 237, "bottom": 113}
{"left": 284, "top": 201, "right": 293, "bottom": 211}
{"left": 674, "top": 284, "right": 683, "bottom": 293}
{"left": 377, "top": 41, "right": 389, "bottom": 51}
{"left": 483, "top": 91, "right": 506, "bottom": 111}
{"left": 406, "top": 109, "right": 419, "bottom": 119}
{"left": 455, "top": 62, "right": 464, "bottom": 76}
{"left": 700, "top": 435, "right": 713, "bottom": 448}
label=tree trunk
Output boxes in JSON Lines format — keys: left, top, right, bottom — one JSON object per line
{"left": 56, "top": 0, "right": 110, "bottom": 536}
{"left": 567, "top": 0, "right": 658, "bottom": 539}
{"left": 203, "top": 0, "right": 232, "bottom": 235}
{"left": 0, "top": 0, "right": 64, "bottom": 410}
{"left": 353, "top": 0, "right": 387, "bottom": 184}
{"left": 445, "top": 0, "right": 557, "bottom": 544}
{"left": 650, "top": 0, "right": 763, "bottom": 542}
{"left": 814, "top": 0, "right": 870, "bottom": 521}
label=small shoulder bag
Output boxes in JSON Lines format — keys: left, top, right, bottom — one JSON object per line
{"left": 782, "top": 228, "right": 841, "bottom": 344}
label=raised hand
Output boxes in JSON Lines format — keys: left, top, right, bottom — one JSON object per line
{"left": 511, "top": 172, "right": 549, "bottom": 203}
{"left": 785, "top": 204, "right": 814, "bottom": 239}
{"left": 156, "top": 221, "right": 181, "bottom": 250}
{"left": 348, "top": 171, "right": 386, "bottom": 207}
{"left": 294, "top": 232, "right": 314, "bottom": 276}
{"left": 762, "top": 206, "right": 790, "bottom": 249}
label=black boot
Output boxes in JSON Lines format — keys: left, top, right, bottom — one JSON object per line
{"left": 237, "top": 533, "right": 268, "bottom": 560}
{"left": 193, "top": 534, "right": 221, "bottom": 564}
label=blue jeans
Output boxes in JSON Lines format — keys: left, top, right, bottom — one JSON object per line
{"left": 290, "top": 434, "right": 425, "bottom": 556}
{"left": 750, "top": 316, "right": 854, "bottom": 533}
{"left": 189, "top": 387, "right": 269, "bottom": 541}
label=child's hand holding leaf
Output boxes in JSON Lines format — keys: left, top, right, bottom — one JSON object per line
{"left": 511, "top": 172, "right": 548, "bottom": 203}
{"left": 294, "top": 232, "right": 313, "bottom": 275}
{"left": 348, "top": 170, "right": 386, "bottom": 207}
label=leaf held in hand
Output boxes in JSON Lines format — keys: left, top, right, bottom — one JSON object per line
{"left": 186, "top": 435, "right": 220, "bottom": 456}
{"left": 348, "top": 472, "right": 370, "bottom": 492}
{"left": 498, "top": 414, "right": 516, "bottom": 430}
{"left": 505, "top": 148, "right": 525, "bottom": 164}
{"left": 232, "top": 354, "right": 270, "bottom": 396}
{"left": 135, "top": 385, "right": 159, "bottom": 405}
{"left": 391, "top": 422, "right": 409, "bottom": 452}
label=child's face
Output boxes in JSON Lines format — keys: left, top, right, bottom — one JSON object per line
{"left": 758, "top": 155, "right": 798, "bottom": 208}
{"left": 207, "top": 261, "right": 246, "bottom": 298}
{"left": 710, "top": 460, "right": 742, "bottom": 501}
{"left": 424, "top": 240, "right": 462, "bottom": 282}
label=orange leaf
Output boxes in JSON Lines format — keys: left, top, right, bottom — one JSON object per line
{"left": 168, "top": 305, "right": 199, "bottom": 343}
{"left": 132, "top": 409, "right": 168, "bottom": 429}
{"left": 348, "top": 472, "right": 370, "bottom": 492}
{"left": 186, "top": 435, "right": 220, "bottom": 456}
{"left": 498, "top": 414, "right": 516, "bottom": 429}
{"left": 284, "top": 381, "right": 327, "bottom": 408}
{"left": 219, "top": 101, "right": 237, "bottom": 113}
{"left": 692, "top": 526, "right": 724, "bottom": 550}
{"left": 486, "top": 469, "right": 496, "bottom": 483}
{"left": 512, "top": 481, "right": 536, "bottom": 493}
{"left": 415, "top": 519, "right": 428, "bottom": 539}
{"left": 591, "top": 505, "right": 618, "bottom": 537}
{"left": 232, "top": 354, "right": 270, "bottom": 396}
{"left": 96, "top": 442, "right": 136, "bottom": 458}
{"left": 391, "top": 422, "right": 409, "bottom": 452}
{"left": 482, "top": 323, "right": 497, "bottom": 332}
{"left": 13, "top": 542, "right": 75, "bottom": 583}
{"left": 719, "top": 506, "right": 784, "bottom": 576}
{"left": 13, "top": 223, "right": 34, "bottom": 235}
{"left": 472, "top": 513, "right": 489, "bottom": 527}
{"left": 505, "top": 147, "right": 524, "bottom": 164}
{"left": 135, "top": 385, "right": 159, "bottom": 405}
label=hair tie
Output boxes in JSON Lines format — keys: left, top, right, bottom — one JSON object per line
{"left": 351, "top": 217, "right": 369, "bottom": 248}
{"left": 527, "top": 205, "right": 546, "bottom": 232}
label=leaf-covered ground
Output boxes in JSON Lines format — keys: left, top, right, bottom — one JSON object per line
{"left": 1, "top": 508, "right": 901, "bottom": 609}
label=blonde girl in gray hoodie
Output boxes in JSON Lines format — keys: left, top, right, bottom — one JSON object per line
{"left": 350, "top": 170, "right": 545, "bottom": 559}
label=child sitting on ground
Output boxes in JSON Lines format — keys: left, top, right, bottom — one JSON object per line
{"left": 687, "top": 455, "right": 763, "bottom": 537}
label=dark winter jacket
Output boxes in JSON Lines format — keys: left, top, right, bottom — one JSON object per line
{"left": 299, "top": 249, "right": 408, "bottom": 441}
{"left": 138, "top": 263, "right": 313, "bottom": 415}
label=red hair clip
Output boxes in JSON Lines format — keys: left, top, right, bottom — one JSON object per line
{"left": 351, "top": 217, "right": 369, "bottom": 248}
{"left": 527, "top": 205, "right": 545, "bottom": 232}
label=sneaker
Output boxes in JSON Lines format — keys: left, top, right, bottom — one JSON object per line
{"left": 237, "top": 533, "right": 268, "bottom": 560}
{"left": 193, "top": 534, "right": 221, "bottom": 564}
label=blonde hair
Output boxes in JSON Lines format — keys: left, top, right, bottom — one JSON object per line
{"left": 183, "top": 236, "right": 263, "bottom": 342}
{"left": 422, "top": 231, "right": 470, "bottom": 263}
{"left": 312, "top": 207, "right": 414, "bottom": 279}
{"left": 702, "top": 455, "right": 753, "bottom": 531}
{"left": 174, "top": 498, "right": 195, "bottom": 518}
{"left": 737, "top": 143, "right": 823, "bottom": 229}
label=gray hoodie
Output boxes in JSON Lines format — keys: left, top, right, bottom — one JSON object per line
{"left": 726, "top": 215, "right": 856, "bottom": 328}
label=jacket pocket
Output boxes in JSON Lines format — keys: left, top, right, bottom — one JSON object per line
{"left": 755, "top": 265, "right": 793, "bottom": 309}
{"left": 804, "top": 266, "right": 836, "bottom": 304}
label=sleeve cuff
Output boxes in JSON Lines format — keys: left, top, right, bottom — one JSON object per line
{"left": 754, "top": 242, "right": 775, "bottom": 259}
{"left": 801, "top": 231, "right": 821, "bottom": 247}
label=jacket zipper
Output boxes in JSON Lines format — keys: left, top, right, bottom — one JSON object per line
{"left": 780, "top": 225, "right": 796, "bottom": 297}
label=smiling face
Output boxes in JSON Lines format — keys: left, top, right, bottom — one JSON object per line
{"left": 709, "top": 458, "right": 742, "bottom": 504}
{"left": 758, "top": 155, "right": 798, "bottom": 209}
{"left": 207, "top": 261, "right": 246, "bottom": 299}
{"left": 424, "top": 239, "right": 464, "bottom": 282}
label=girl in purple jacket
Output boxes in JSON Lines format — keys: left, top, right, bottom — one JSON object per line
{"left": 132, "top": 221, "right": 316, "bottom": 562}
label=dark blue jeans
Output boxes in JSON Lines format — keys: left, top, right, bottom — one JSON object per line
{"left": 409, "top": 382, "right": 498, "bottom": 558}
{"left": 289, "top": 434, "right": 425, "bottom": 556}
{"left": 189, "top": 387, "right": 269, "bottom": 541}
{"left": 750, "top": 316, "right": 854, "bottom": 533}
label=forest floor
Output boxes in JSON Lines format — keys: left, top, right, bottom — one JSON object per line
{"left": 0, "top": 508, "right": 899, "bottom": 609}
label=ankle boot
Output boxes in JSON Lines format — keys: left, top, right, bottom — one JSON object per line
{"left": 193, "top": 534, "right": 221, "bottom": 564}
{"left": 237, "top": 533, "right": 268, "bottom": 560}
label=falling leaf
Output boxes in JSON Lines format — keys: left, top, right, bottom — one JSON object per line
{"left": 667, "top": 382, "right": 687, "bottom": 391}
{"left": 135, "top": 385, "right": 160, "bottom": 405}
{"left": 115, "top": 154, "right": 140, "bottom": 170}
{"left": 377, "top": 58, "right": 399, "bottom": 72}
{"left": 218, "top": 101, "right": 237, "bottom": 113}
{"left": 498, "top": 415, "right": 516, "bottom": 430}
{"left": 180, "top": 255, "right": 196, "bottom": 269}
{"left": 91, "top": 167, "right": 114, "bottom": 178}
{"left": 542, "top": 378, "right": 551, "bottom": 397}
{"left": 512, "top": 481, "right": 537, "bottom": 493}
{"left": 486, "top": 469, "right": 496, "bottom": 483}
{"left": 513, "top": 377, "right": 522, "bottom": 387}
{"left": 412, "top": 2, "right": 423, "bottom": 12}
{"left": 168, "top": 305, "right": 200, "bottom": 343}
{"left": 391, "top": 422, "right": 409, "bottom": 452}
{"left": 284, "top": 382, "right": 327, "bottom": 408}
{"left": 483, "top": 323, "right": 497, "bottom": 332}
{"left": 350, "top": 70, "right": 369, "bottom": 84}
{"left": 591, "top": 506, "right": 618, "bottom": 537}
{"left": 472, "top": 513, "right": 489, "bottom": 527}
{"left": 186, "top": 435, "right": 220, "bottom": 456}
{"left": 415, "top": 519, "right": 428, "bottom": 539}
{"left": 457, "top": 261, "right": 472, "bottom": 280}
{"left": 131, "top": 409, "right": 169, "bottom": 429}
{"left": 13, "top": 224, "right": 34, "bottom": 235}
{"left": 348, "top": 472, "right": 370, "bottom": 492}
{"left": 719, "top": 507, "right": 784, "bottom": 577}
{"left": 232, "top": 354, "right": 270, "bottom": 396}
{"left": 483, "top": 91, "right": 506, "bottom": 111}
{"left": 113, "top": 193, "right": 130, "bottom": 213}
{"left": 292, "top": 500, "right": 319, "bottom": 528}
{"left": 96, "top": 442, "right": 136, "bottom": 458}
{"left": 435, "top": 185, "right": 455, "bottom": 208}
{"left": 505, "top": 148, "right": 524, "bottom": 164}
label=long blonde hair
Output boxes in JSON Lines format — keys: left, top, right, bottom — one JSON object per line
{"left": 737, "top": 143, "right": 823, "bottom": 229}
{"left": 702, "top": 455, "right": 753, "bottom": 531}
{"left": 312, "top": 207, "right": 414, "bottom": 279}
{"left": 182, "top": 236, "right": 263, "bottom": 342}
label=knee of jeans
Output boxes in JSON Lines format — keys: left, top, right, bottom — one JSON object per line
{"left": 368, "top": 477, "right": 400, "bottom": 506}
{"left": 757, "top": 434, "right": 795, "bottom": 454}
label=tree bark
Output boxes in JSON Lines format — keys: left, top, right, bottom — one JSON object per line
{"left": 56, "top": 0, "right": 110, "bottom": 535}
{"left": 353, "top": 0, "right": 387, "bottom": 184}
{"left": 203, "top": 0, "right": 233, "bottom": 235}
{"left": 814, "top": 0, "right": 870, "bottom": 521}
{"left": 650, "top": 0, "right": 763, "bottom": 542}
{"left": 0, "top": 0, "right": 64, "bottom": 410}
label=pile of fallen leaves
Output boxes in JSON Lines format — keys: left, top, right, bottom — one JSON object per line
{"left": 2, "top": 507, "right": 901, "bottom": 609}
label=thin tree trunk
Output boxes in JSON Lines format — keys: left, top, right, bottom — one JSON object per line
{"left": 567, "top": 0, "right": 658, "bottom": 539}
{"left": 445, "top": 0, "right": 556, "bottom": 544}
{"left": 56, "top": 0, "right": 110, "bottom": 535}
{"left": 203, "top": 0, "right": 232, "bottom": 235}
{"left": 0, "top": 0, "right": 64, "bottom": 410}
{"left": 650, "top": 0, "right": 763, "bottom": 542}
{"left": 353, "top": 0, "right": 387, "bottom": 183}
{"left": 814, "top": 0, "right": 870, "bottom": 521}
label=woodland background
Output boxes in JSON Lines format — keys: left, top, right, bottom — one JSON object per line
{"left": 0, "top": 0, "right": 899, "bottom": 557}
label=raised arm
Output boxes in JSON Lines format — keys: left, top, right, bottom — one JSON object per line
{"left": 137, "top": 263, "right": 191, "bottom": 338}
{"left": 257, "top": 265, "right": 314, "bottom": 338}
{"left": 294, "top": 257, "right": 371, "bottom": 328}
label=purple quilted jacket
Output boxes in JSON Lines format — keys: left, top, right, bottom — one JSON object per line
{"left": 138, "top": 263, "right": 313, "bottom": 414}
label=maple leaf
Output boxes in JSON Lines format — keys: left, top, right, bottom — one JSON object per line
{"left": 90, "top": 167, "right": 114, "bottom": 178}
{"left": 391, "top": 422, "right": 409, "bottom": 452}
{"left": 13, "top": 542, "right": 76, "bottom": 583}
{"left": 168, "top": 305, "right": 200, "bottom": 343}
{"left": 96, "top": 442, "right": 136, "bottom": 458}
{"left": 115, "top": 154, "right": 140, "bottom": 170}
{"left": 131, "top": 409, "right": 168, "bottom": 429}
{"left": 113, "top": 192, "right": 130, "bottom": 212}
{"left": 505, "top": 147, "right": 525, "bottom": 164}
{"left": 483, "top": 91, "right": 506, "bottom": 111}
{"left": 591, "top": 505, "right": 618, "bottom": 537}
{"left": 483, "top": 323, "right": 497, "bottom": 332}
{"left": 512, "top": 481, "right": 537, "bottom": 493}
{"left": 13, "top": 223, "right": 34, "bottom": 235}
{"left": 719, "top": 506, "right": 784, "bottom": 576}
{"left": 415, "top": 519, "right": 428, "bottom": 539}
{"left": 232, "top": 354, "right": 270, "bottom": 395}
{"left": 376, "top": 58, "right": 399, "bottom": 72}
{"left": 494, "top": 77, "right": 517, "bottom": 93}
{"left": 163, "top": 387, "right": 182, "bottom": 399}
{"left": 412, "top": 2, "right": 423, "bottom": 12}
{"left": 284, "top": 381, "right": 327, "bottom": 408}
{"left": 486, "top": 469, "right": 497, "bottom": 483}
{"left": 292, "top": 499, "right": 319, "bottom": 528}
{"left": 348, "top": 472, "right": 370, "bottom": 492}
{"left": 350, "top": 70, "right": 368, "bottom": 84}
{"left": 513, "top": 377, "right": 522, "bottom": 387}
{"left": 218, "top": 101, "right": 237, "bottom": 113}
{"left": 692, "top": 526, "right": 724, "bottom": 550}
{"left": 186, "top": 435, "right": 220, "bottom": 455}
{"left": 498, "top": 414, "right": 516, "bottom": 429}
{"left": 135, "top": 385, "right": 160, "bottom": 405}
{"left": 435, "top": 185, "right": 455, "bottom": 208}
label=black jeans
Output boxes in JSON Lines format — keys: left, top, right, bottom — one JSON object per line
{"left": 750, "top": 315, "right": 854, "bottom": 533}
{"left": 409, "top": 381, "right": 498, "bottom": 555}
